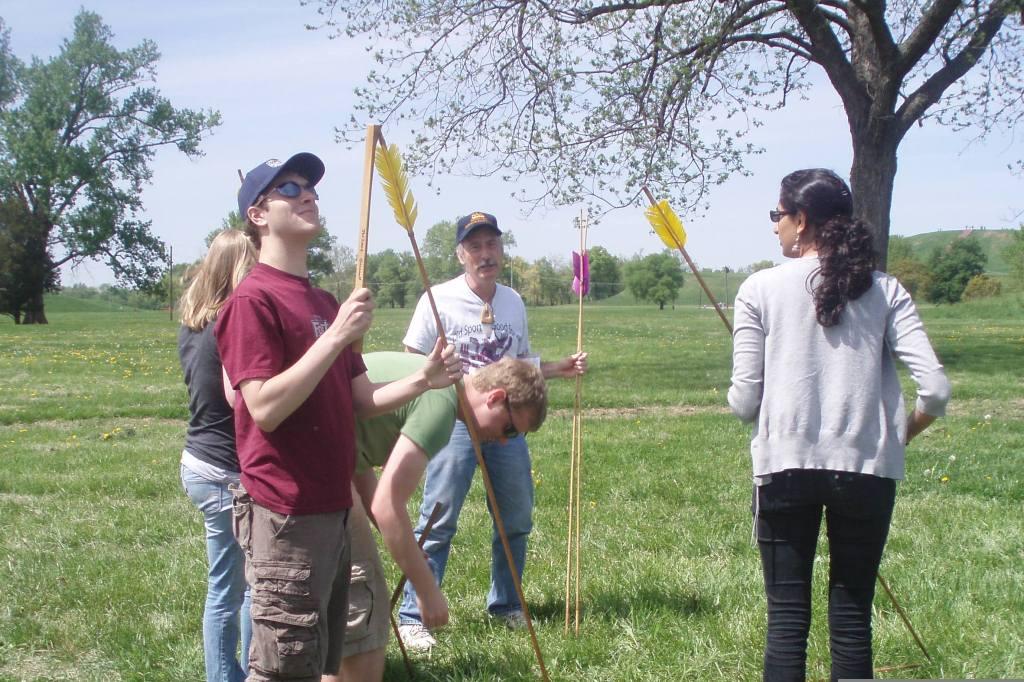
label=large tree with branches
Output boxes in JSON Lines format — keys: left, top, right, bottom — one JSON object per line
{"left": 308, "top": 0, "right": 1023, "bottom": 267}
{"left": 0, "top": 12, "right": 219, "bottom": 323}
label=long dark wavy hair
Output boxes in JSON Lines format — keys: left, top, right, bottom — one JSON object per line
{"left": 779, "top": 169, "right": 876, "bottom": 327}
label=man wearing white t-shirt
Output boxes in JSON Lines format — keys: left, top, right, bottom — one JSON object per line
{"left": 397, "top": 211, "right": 587, "bottom": 651}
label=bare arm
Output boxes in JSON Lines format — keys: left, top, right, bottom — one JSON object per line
{"left": 351, "top": 339, "right": 461, "bottom": 419}
{"left": 540, "top": 351, "right": 588, "bottom": 379}
{"left": 905, "top": 409, "right": 937, "bottom": 444}
{"left": 240, "top": 288, "right": 374, "bottom": 432}
{"left": 351, "top": 470, "right": 380, "bottom": 529}
{"left": 371, "top": 437, "right": 449, "bottom": 629}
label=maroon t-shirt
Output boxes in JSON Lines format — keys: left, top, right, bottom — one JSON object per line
{"left": 214, "top": 263, "right": 366, "bottom": 514}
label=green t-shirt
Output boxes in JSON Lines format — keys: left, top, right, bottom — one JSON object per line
{"left": 355, "top": 352, "right": 458, "bottom": 473}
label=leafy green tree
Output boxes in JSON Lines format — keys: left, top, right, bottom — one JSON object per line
{"left": 1002, "top": 226, "right": 1024, "bottom": 290}
{"left": 888, "top": 257, "right": 933, "bottom": 299}
{"left": 313, "top": 1, "right": 1022, "bottom": 269}
{"left": 0, "top": 12, "right": 220, "bottom": 323}
{"left": 306, "top": 225, "right": 337, "bottom": 286}
{"left": 625, "top": 251, "right": 685, "bottom": 310}
{"left": 367, "top": 249, "right": 416, "bottom": 308}
{"left": 420, "top": 220, "right": 461, "bottom": 284}
{"left": 321, "top": 243, "right": 356, "bottom": 301}
{"left": 887, "top": 234, "right": 932, "bottom": 297}
{"left": 887, "top": 236, "right": 916, "bottom": 264}
{"left": 962, "top": 274, "right": 1002, "bottom": 300}
{"left": 926, "top": 237, "right": 987, "bottom": 304}
{"left": 587, "top": 246, "right": 623, "bottom": 300}
{"left": 517, "top": 260, "right": 542, "bottom": 305}
{"left": 0, "top": 193, "right": 56, "bottom": 323}
{"left": 743, "top": 260, "right": 776, "bottom": 274}
{"left": 0, "top": 23, "right": 15, "bottom": 106}
{"left": 533, "top": 256, "right": 573, "bottom": 306}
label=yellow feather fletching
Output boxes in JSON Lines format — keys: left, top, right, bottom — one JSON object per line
{"left": 644, "top": 199, "right": 687, "bottom": 250}
{"left": 374, "top": 142, "right": 418, "bottom": 233}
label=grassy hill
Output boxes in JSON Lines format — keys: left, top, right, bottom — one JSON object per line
{"left": 42, "top": 293, "right": 147, "bottom": 313}
{"left": 897, "top": 227, "right": 1017, "bottom": 274}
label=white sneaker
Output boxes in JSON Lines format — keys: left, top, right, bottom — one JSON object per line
{"left": 494, "top": 609, "right": 527, "bottom": 630}
{"left": 398, "top": 622, "right": 436, "bottom": 652}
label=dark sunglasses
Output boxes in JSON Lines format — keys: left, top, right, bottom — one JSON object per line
{"left": 769, "top": 209, "right": 792, "bottom": 223}
{"left": 271, "top": 180, "right": 318, "bottom": 200}
{"left": 503, "top": 397, "right": 522, "bottom": 440}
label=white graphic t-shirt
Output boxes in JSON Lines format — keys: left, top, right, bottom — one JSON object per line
{"left": 404, "top": 275, "right": 531, "bottom": 372}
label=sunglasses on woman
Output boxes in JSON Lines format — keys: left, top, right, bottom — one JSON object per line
{"left": 769, "top": 209, "right": 792, "bottom": 223}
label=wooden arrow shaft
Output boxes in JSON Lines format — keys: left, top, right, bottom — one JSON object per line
{"left": 641, "top": 186, "right": 733, "bottom": 335}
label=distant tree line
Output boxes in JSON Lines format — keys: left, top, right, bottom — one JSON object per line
{"left": 887, "top": 230, "right": 1024, "bottom": 304}
{"left": 59, "top": 223, "right": 1023, "bottom": 313}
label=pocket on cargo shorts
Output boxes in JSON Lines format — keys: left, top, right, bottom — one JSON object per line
{"left": 345, "top": 559, "right": 376, "bottom": 642}
{"left": 249, "top": 559, "right": 321, "bottom": 678}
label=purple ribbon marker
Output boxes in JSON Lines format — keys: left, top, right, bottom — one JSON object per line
{"left": 571, "top": 250, "right": 590, "bottom": 297}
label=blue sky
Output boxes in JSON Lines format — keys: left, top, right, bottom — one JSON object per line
{"left": 3, "top": 1, "right": 1022, "bottom": 285}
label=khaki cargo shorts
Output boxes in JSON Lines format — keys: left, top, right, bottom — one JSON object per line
{"left": 344, "top": 507, "right": 390, "bottom": 656}
{"left": 232, "top": 485, "right": 351, "bottom": 681}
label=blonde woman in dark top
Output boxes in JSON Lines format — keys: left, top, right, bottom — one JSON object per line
{"left": 178, "top": 229, "right": 257, "bottom": 682}
{"left": 729, "top": 169, "right": 950, "bottom": 682}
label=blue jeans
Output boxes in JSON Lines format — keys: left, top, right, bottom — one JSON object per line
{"left": 181, "top": 465, "right": 252, "bottom": 682}
{"left": 755, "top": 469, "right": 896, "bottom": 682}
{"left": 399, "top": 421, "right": 533, "bottom": 623}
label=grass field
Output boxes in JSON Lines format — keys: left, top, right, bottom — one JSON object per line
{"left": 1, "top": 294, "right": 1022, "bottom": 681}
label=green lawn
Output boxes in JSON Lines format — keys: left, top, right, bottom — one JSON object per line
{"left": 1, "top": 296, "right": 1022, "bottom": 680}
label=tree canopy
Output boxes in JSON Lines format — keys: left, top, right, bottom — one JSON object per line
{"left": 625, "top": 251, "right": 685, "bottom": 309}
{"left": 310, "top": 0, "right": 1023, "bottom": 268}
{"left": 0, "top": 11, "right": 220, "bottom": 323}
{"left": 926, "top": 236, "right": 987, "bottom": 303}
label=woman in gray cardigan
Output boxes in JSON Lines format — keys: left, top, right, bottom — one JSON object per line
{"left": 728, "top": 169, "right": 950, "bottom": 682}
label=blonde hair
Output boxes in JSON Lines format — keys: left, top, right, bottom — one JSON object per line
{"left": 471, "top": 358, "right": 548, "bottom": 431}
{"left": 178, "top": 230, "right": 257, "bottom": 331}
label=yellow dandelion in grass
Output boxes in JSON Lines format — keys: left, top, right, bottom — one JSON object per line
{"left": 940, "top": 475, "right": 950, "bottom": 483}
{"left": 101, "top": 432, "right": 111, "bottom": 440}
{"left": 589, "top": 500, "right": 596, "bottom": 509}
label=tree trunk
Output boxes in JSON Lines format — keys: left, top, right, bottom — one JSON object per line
{"left": 21, "top": 290, "right": 48, "bottom": 324}
{"left": 848, "top": 130, "right": 900, "bottom": 271}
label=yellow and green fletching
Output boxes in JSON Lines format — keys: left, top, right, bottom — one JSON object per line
{"left": 645, "top": 199, "right": 687, "bottom": 250}
{"left": 374, "top": 142, "right": 418, "bottom": 233}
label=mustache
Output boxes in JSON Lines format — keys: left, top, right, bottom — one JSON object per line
{"left": 477, "top": 259, "right": 498, "bottom": 269}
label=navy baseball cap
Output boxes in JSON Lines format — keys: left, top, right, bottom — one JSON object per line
{"left": 455, "top": 211, "right": 501, "bottom": 245}
{"left": 237, "top": 152, "right": 325, "bottom": 217}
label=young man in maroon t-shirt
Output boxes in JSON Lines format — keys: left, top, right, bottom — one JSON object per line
{"left": 215, "top": 152, "right": 461, "bottom": 681}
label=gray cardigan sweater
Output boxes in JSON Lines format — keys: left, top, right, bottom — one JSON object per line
{"left": 728, "top": 257, "right": 951, "bottom": 483}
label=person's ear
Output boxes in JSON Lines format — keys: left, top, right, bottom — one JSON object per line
{"left": 456, "top": 244, "right": 466, "bottom": 266}
{"left": 484, "top": 387, "right": 507, "bottom": 408}
{"left": 794, "top": 209, "right": 808, "bottom": 235}
{"left": 247, "top": 203, "right": 269, "bottom": 227}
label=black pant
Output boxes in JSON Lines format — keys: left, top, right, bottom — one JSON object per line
{"left": 755, "top": 469, "right": 896, "bottom": 682}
